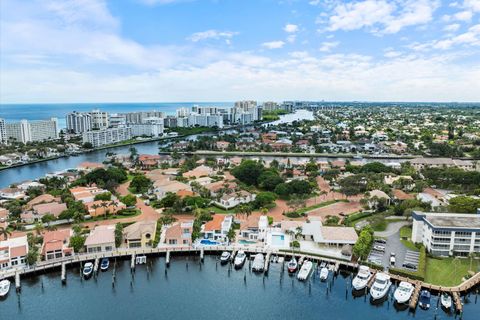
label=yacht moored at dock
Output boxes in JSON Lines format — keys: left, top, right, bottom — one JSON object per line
{"left": 220, "top": 252, "right": 231, "bottom": 265}
{"left": 370, "top": 273, "right": 391, "bottom": 301}
{"left": 297, "top": 260, "right": 313, "bottom": 281}
{"left": 252, "top": 254, "right": 265, "bottom": 272}
{"left": 319, "top": 263, "right": 329, "bottom": 281}
{"left": 234, "top": 251, "right": 247, "bottom": 269}
{"left": 441, "top": 293, "right": 452, "bottom": 310}
{"left": 419, "top": 290, "right": 431, "bottom": 310}
{"left": 287, "top": 257, "right": 298, "bottom": 274}
{"left": 352, "top": 266, "right": 372, "bottom": 291}
{"left": 0, "top": 280, "right": 11, "bottom": 297}
{"left": 100, "top": 258, "right": 110, "bottom": 271}
{"left": 393, "top": 281, "right": 414, "bottom": 304}
{"left": 83, "top": 262, "right": 94, "bottom": 278}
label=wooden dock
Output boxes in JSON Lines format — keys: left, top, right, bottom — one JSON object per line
{"left": 366, "top": 270, "right": 377, "bottom": 288}
{"left": 264, "top": 252, "right": 271, "bottom": 273}
{"left": 130, "top": 254, "right": 135, "bottom": 270}
{"left": 409, "top": 281, "right": 422, "bottom": 309}
{"left": 15, "top": 272, "right": 20, "bottom": 291}
{"left": 94, "top": 258, "right": 100, "bottom": 274}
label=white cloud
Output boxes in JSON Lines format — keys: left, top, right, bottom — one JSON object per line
{"left": 284, "top": 24, "right": 299, "bottom": 33}
{"left": 319, "top": 41, "right": 339, "bottom": 52}
{"left": 188, "top": 30, "right": 238, "bottom": 43}
{"left": 410, "top": 24, "right": 480, "bottom": 50}
{"left": 262, "top": 41, "right": 285, "bottom": 49}
{"left": 325, "top": 0, "right": 439, "bottom": 34}
{"left": 453, "top": 10, "right": 473, "bottom": 21}
{"left": 444, "top": 23, "right": 461, "bottom": 32}
{"left": 287, "top": 35, "right": 297, "bottom": 43}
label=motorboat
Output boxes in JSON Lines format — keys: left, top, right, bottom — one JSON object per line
{"left": 419, "top": 290, "right": 431, "bottom": 310}
{"left": 297, "top": 260, "right": 313, "bottom": 281}
{"left": 100, "top": 258, "right": 110, "bottom": 271}
{"left": 220, "top": 251, "right": 231, "bottom": 265}
{"left": 83, "top": 262, "right": 94, "bottom": 278}
{"left": 352, "top": 266, "right": 372, "bottom": 291}
{"left": 252, "top": 253, "right": 265, "bottom": 272}
{"left": 394, "top": 281, "right": 414, "bottom": 304}
{"left": 234, "top": 251, "right": 247, "bottom": 269}
{"left": 441, "top": 292, "right": 452, "bottom": 310}
{"left": 0, "top": 279, "right": 10, "bottom": 297}
{"left": 287, "top": 257, "right": 298, "bottom": 274}
{"left": 319, "top": 266, "right": 329, "bottom": 281}
{"left": 370, "top": 273, "right": 391, "bottom": 301}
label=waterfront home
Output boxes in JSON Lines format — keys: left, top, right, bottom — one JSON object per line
{"left": 0, "top": 208, "right": 9, "bottom": 223}
{"left": 41, "top": 229, "right": 73, "bottom": 261}
{"left": 239, "top": 215, "right": 268, "bottom": 241}
{"left": 0, "top": 187, "right": 26, "bottom": 200}
{"left": 84, "top": 225, "right": 116, "bottom": 253}
{"left": 85, "top": 200, "right": 126, "bottom": 217}
{"left": 164, "top": 220, "right": 193, "bottom": 246}
{"left": 17, "top": 180, "right": 45, "bottom": 191}
{"left": 183, "top": 165, "right": 214, "bottom": 179}
{"left": 138, "top": 154, "right": 161, "bottom": 170}
{"left": 201, "top": 214, "right": 233, "bottom": 242}
{"left": 70, "top": 186, "right": 109, "bottom": 203}
{"left": 302, "top": 220, "right": 358, "bottom": 247}
{"left": 214, "top": 190, "right": 256, "bottom": 210}
{"left": 0, "top": 236, "right": 28, "bottom": 270}
{"left": 412, "top": 211, "right": 480, "bottom": 256}
{"left": 205, "top": 181, "right": 237, "bottom": 197}
{"left": 123, "top": 220, "right": 157, "bottom": 248}
{"left": 410, "top": 158, "right": 479, "bottom": 171}
{"left": 77, "top": 162, "right": 105, "bottom": 172}
{"left": 25, "top": 194, "right": 57, "bottom": 210}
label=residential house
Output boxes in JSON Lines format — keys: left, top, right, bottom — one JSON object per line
{"left": 201, "top": 214, "right": 233, "bottom": 242}
{"left": 411, "top": 158, "right": 478, "bottom": 171}
{"left": 0, "top": 187, "right": 26, "bottom": 200}
{"left": 417, "top": 188, "right": 447, "bottom": 208}
{"left": 25, "top": 194, "right": 57, "bottom": 210}
{"left": 164, "top": 220, "right": 193, "bottom": 246}
{"left": 0, "top": 236, "right": 28, "bottom": 270}
{"left": 216, "top": 141, "right": 230, "bottom": 150}
{"left": 215, "top": 190, "right": 256, "bottom": 209}
{"left": 367, "top": 189, "right": 391, "bottom": 208}
{"left": 85, "top": 200, "right": 126, "bottom": 217}
{"left": 17, "top": 181, "right": 45, "bottom": 191}
{"left": 70, "top": 186, "right": 109, "bottom": 203}
{"left": 302, "top": 220, "right": 358, "bottom": 247}
{"left": 0, "top": 208, "right": 9, "bottom": 223}
{"left": 123, "top": 220, "right": 157, "bottom": 248}
{"left": 183, "top": 165, "right": 214, "bottom": 179}
{"left": 240, "top": 215, "right": 268, "bottom": 241}
{"left": 77, "top": 161, "right": 105, "bottom": 172}
{"left": 392, "top": 189, "right": 415, "bottom": 203}
{"left": 84, "top": 225, "right": 116, "bottom": 253}
{"left": 138, "top": 154, "right": 161, "bottom": 170}
{"left": 41, "top": 229, "right": 73, "bottom": 261}
{"left": 154, "top": 180, "right": 192, "bottom": 199}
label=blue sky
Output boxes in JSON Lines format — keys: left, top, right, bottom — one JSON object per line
{"left": 1, "top": 0, "right": 479, "bottom": 103}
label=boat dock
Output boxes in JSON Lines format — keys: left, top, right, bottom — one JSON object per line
{"left": 408, "top": 281, "right": 422, "bottom": 309}
{"left": 61, "top": 262, "right": 67, "bottom": 284}
{"left": 264, "top": 252, "right": 271, "bottom": 273}
{"left": 94, "top": 258, "right": 100, "bottom": 274}
{"left": 15, "top": 272, "right": 20, "bottom": 291}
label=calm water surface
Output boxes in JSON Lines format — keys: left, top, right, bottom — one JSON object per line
{"left": 0, "top": 256, "right": 478, "bottom": 320}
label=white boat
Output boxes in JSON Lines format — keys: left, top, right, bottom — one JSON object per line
{"left": 394, "top": 281, "right": 414, "bottom": 304}
{"left": 441, "top": 293, "right": 452, "bottom": 310}
{"left": 287, "top": 257, "right": 298, "bottom": 273}
{"left": 0, "top": 279, "right": 10, "bottom": 297}
{"left": 252, "top": 253, "right": 265, "bottom": 272}
{"left": 352, "top": 266, "right": 372, "bottom": 291}
{"left": 370, "top": 273, "right": 391, "bottom": 301}
{"left": 220, "top": 251, "right": 231, "bottom": 265}
{"left": 234, "top": 251, "right": 247, "bottom": 269}
{"left": 319, "top": 267, "right": 329, "bottom": 281}
{"left": 297, "top": 260, "right": 313, "bottom": 281}
{"left": 100, "top": 258, "right": 110, "bottom": 271}
{"left": 83, "top": 262, "right": 94, "bottom": 278}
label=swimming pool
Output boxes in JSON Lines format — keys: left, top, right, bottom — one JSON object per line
{"left": 271, "top": 234, "right": 285, "bottom": 246}
{"left": 199, "top": 239, "right": 221, "bottom": 246}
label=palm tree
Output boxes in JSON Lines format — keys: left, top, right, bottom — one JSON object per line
{"left": 0, "top": 226, "right": 11, "bottom": 240}
{"left": 101, "top": 202, "right": 109, "bottom": 219}
{"left": 295, "top": 226, "right": 303, "bottom": 240}
{"left": 34, "top": 222, "right": 44, "bottom": 236}
{"left": 91, "top": 203, "right": 100, "bottom": 217}
{"left": 109, "top": 201, "right": 118, "bottom": 216}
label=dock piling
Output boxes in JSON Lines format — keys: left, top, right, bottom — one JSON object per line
{"left": 166, "top": 251, "right": 171, "bottom": 267}
{"left": 61, "top": 262, "right": 67, "bottom": 284}
{"left": 15, "top": 272, "right": 21, "bottom": 292}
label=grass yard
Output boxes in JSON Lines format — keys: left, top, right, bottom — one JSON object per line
{"left": 425, "top": 256, "right": 479, "bottom": 287}
{"left": 206, "top": 206, "right": 235, "bottom": 214}
{"left": 399, "top": 226, "right": 412, "bottom": 239}
{"left": 297, "top": 200, "right": 340, "bottom": 214}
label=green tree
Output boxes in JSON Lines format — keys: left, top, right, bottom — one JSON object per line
{"left": 253, "top": 192, "right": 277, "bottom": 209}
{"left": 69, "top": 235, "right": 86, "bottom": 253}
{"left": 0, "top": 226, "right": 11, "bottom": 240}
{"left": 130, "top": 174, "right": 153, "bottom": 194}
{"left": 94, "top": 192, "right": 112, "bottom": 201}
{"left": 231, "top": 160, "right": 265, "bottom": 186}
{"left": 448, "top": 196, "right": 480, "bottom": 213}
{"left": 121, "top": 194, "right": 137, "bottom": 207}
{"left": 115, "top": 223, "right": 123, "bottom": 247}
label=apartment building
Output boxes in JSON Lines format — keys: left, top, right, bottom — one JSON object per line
{"left": 0, "top": 118, "right": 6, "bottom": 144}
{"left": 90, "top": 109, "right": 109, "bottom": 130}
{"left": 82, "top": 127, "right": 132, "bottom": 147}
{"left": 66, "top": 111, "right": 92, "bottom": 133}
{"left": 120, "top": 111, "right": 166, "bottom": 124}
{"left": 412, "top": 211, "right": 480, "bottom": 256}
{"left": 130, "top": 117, "right": 164, "bottom": 137}
{"left": 5, "top": 118, "right": 58, "bottom": 143}
{"left": 0, "top": 236, "right": 29, "bottom": 270}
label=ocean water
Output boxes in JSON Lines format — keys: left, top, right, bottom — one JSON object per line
{"left": 0, "top": 255, "right": 477, "bottom": 320}
{"left": 0, "top": 102, "right": 233, "bottom": 128}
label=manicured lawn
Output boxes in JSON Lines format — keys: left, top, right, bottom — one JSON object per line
{"left": 206, "top": 206, "right": 235, "bottom": 214}
{"left": 399, "top": 226, "right": 412, "bottom": 239}
{"left": 425, "top": 257, "right": 479, "bottom": 287}
{"left": 297, "top": 200, "right": 339, "bottom": 214}
{"left": 88, "top": 209, "right": 141, "bottom": 222}
{"left": 400, "top": 239, "right": 420, "bottom": 252}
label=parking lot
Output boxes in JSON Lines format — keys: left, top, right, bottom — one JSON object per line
{"left": 367, "top": 231, "right": 420, "bottom": 271}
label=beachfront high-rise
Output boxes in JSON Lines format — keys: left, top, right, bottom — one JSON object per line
{"left": 5, "top": 118, "right": 58, "bottom": 144}
{"left": 66, "top": 111, "right": 93, "bottom": 134}
{"left": 0, "top": 118, "right": 6, "bottom": 144}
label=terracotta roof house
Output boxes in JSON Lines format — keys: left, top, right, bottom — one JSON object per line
{"left": 85, "top": 200, "right": 126, "bottom": 217}
{"left": 0, "top": 187, "right": 26, "bottom": 200}
{"left": 41, "top": 229, "right": 73, "bottom": 261}
{"left": 204, "top": 181, "right": 237, "bottom": 197}
{"left": 0, "top": 236, "right": 29, "bottom": 270}
{"left": 240, "top": 215, "right": 268, "bottom": 241}
{"left": 154, "top": 181, "right": 192, "bottom": 199}
{"left": 183, "top": 165, "right": 214, "bottom": 179}
{"left": 32, "top": 202, "right": 67, "bottom": 218}
{"left": 138, "top": 154, "right": 161, "bottom": 170}
{"left": 70, "top": 186, "right": 109, "bottom": 203}
{"left": 84, "top": 225, "right": 116, "bottom": 253}
{"left": 123, "top": 220, "right": 157, "bottom": 248}
{"left": 77, "top": 162, "right": 105, "bottom": 172}
{"left": 201, "top": 214, "right": 233, "bottom": 242}
{"left": 214, "top": 190, "right": 256, "bottom": 209}
{"left": 0, "top": 208, "right": 9, "bottom": 223}
{"left": 26, "top": 194, "right": 57, "bottom": 210}
{"left": 164, "top": 220, "right": 193, "bottom": 246}
{"left": 392, "top": 189, "right": 415, "bottom": 202}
